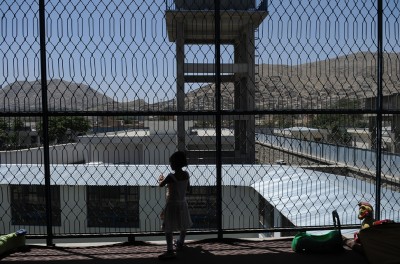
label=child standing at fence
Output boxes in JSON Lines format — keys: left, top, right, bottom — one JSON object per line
{"left": 158, "top": 151, "right": 193, "bottom": 260}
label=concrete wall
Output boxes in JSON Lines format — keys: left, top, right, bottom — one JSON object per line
{"left": 222, "top": 186, "right": 260, "bottom": 229}
{"left": 0, "top": 143, "right": 86, "bottom": 164}
{"left": 0, "top": 185, "right": 260, "bottom": 235}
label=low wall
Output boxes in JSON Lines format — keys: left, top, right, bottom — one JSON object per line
{"left": 0, "top": 143, "right": 86, "bottom": 164}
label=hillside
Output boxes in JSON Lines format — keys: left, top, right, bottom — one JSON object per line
{"left": 0, "top": 79, "right": 115, "bottom": 112}
{"left": 182, "top": 51, "right": 400, "bottom": 111}
{"left": 1, "top": 52, "right": 399, "bottom": 112}
{"left": 0, "top": 79, "right": 151, "bottom": 112}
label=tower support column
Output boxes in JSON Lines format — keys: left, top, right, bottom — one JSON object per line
{"left": 176, "top": 19, "right": 186, "bottom": 152}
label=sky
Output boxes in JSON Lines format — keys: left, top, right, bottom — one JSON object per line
{"left": 1, "top": 0, "right": 399, "bottom": 102}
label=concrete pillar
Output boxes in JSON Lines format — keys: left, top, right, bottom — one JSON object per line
{"left": 246, "top": 24, "right": 256, "bottom": 163}
{"left": 369, "top": 116, "right": 376, "bottom": 150}
{"left": 393, "top": 114, "right": 400, "bottom": 154}
{"left": 176, "top": 19, "right": 185, "bottom": 152}
{"left": 233, "top": 25, "right": 256, "bottom": 163}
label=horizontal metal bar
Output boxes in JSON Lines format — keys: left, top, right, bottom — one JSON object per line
{"left": 25, "top": 224, "right": 360, "bottom": 240}
{"left": 185, "top": 63, "right": 248, "bottom": 73}
{"left": 184, "top": 74, "right": 235, "bottom": 83}
{"left": 2, "top": 109, "right": 399, "bottom": 117}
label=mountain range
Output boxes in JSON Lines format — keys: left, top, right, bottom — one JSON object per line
{"left": 1, "top": 52, "right": 399, "bottom": 112}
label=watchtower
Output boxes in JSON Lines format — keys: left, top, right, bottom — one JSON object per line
{"left": 165, "top": 0, "right": 268, "bottom": 163}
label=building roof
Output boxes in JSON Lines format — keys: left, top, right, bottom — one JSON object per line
{"left": 252, "top": 168, "right": 400, "bottom": 234}
{"left": 1, "top": 164, "right": 399, "bottom": 233}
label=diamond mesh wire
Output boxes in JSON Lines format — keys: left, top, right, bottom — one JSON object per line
{"left": 0, "top": 0, "right": 399, "bottom": 239}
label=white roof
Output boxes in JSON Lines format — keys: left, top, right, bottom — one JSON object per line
{"left": 1, "top": 164, "right": 399, "bottom": 232}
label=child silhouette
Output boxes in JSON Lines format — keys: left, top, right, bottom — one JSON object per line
{"left": 158, "top": 151, "right": 192, "bottom": 260}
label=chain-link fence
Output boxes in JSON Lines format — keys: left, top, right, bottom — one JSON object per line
{"left": 1, "top": 0, "right": 399, "bottom": 243}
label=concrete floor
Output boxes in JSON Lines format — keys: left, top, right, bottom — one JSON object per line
{"left": 1, "top": 237, "right": 368, "bottom": 264}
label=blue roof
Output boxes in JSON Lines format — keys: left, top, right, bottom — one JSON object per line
{"left": 1, "top": 164, "right": 399, "bottom": 232}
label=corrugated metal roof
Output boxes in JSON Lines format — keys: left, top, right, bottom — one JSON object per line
{"left": 251, "top": 167, "right": 400, "bottom": 234}
{"left": 1, "top": 164, "right": 399, "bottom": 232}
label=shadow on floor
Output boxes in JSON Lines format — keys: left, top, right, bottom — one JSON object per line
{"left": 0, "top": 238, "right": 368, "bottom": 264}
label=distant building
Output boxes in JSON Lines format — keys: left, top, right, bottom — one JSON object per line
{"left": 0, "top": 121, "right": 236, "bottom": 165}
{"left": 347, "top": 127, "right": 393, "bottom": 151}
{"left": 77, "top": 121, "right": 237, "bottom": 165}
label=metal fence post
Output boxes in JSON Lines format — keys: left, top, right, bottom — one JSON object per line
{"left": 39, "top": 0, "right": 54, "bottom": 246}
{"left": 375, "top": 0, "right": 384, "bottom": 221}
{"left": 214, "top": 0, "right": 223, "bottom": 240}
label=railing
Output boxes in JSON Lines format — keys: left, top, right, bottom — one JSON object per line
{"left": 256, "top": 134, "right": 400, "bottom": 179}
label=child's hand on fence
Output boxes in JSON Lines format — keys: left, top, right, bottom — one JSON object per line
{"left": 158, "top": 174, "right": 165, "bottom": 183}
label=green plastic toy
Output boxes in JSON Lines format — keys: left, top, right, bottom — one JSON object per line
{"left": 0, "top": 229, "right": 27, "bottom": 256}
{"left": 291, "top": 210, "right": 343, "bottom": 253}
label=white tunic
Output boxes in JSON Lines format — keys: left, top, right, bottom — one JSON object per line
{"left": 162, "top": 174, "right": 193, "bottom": 232}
